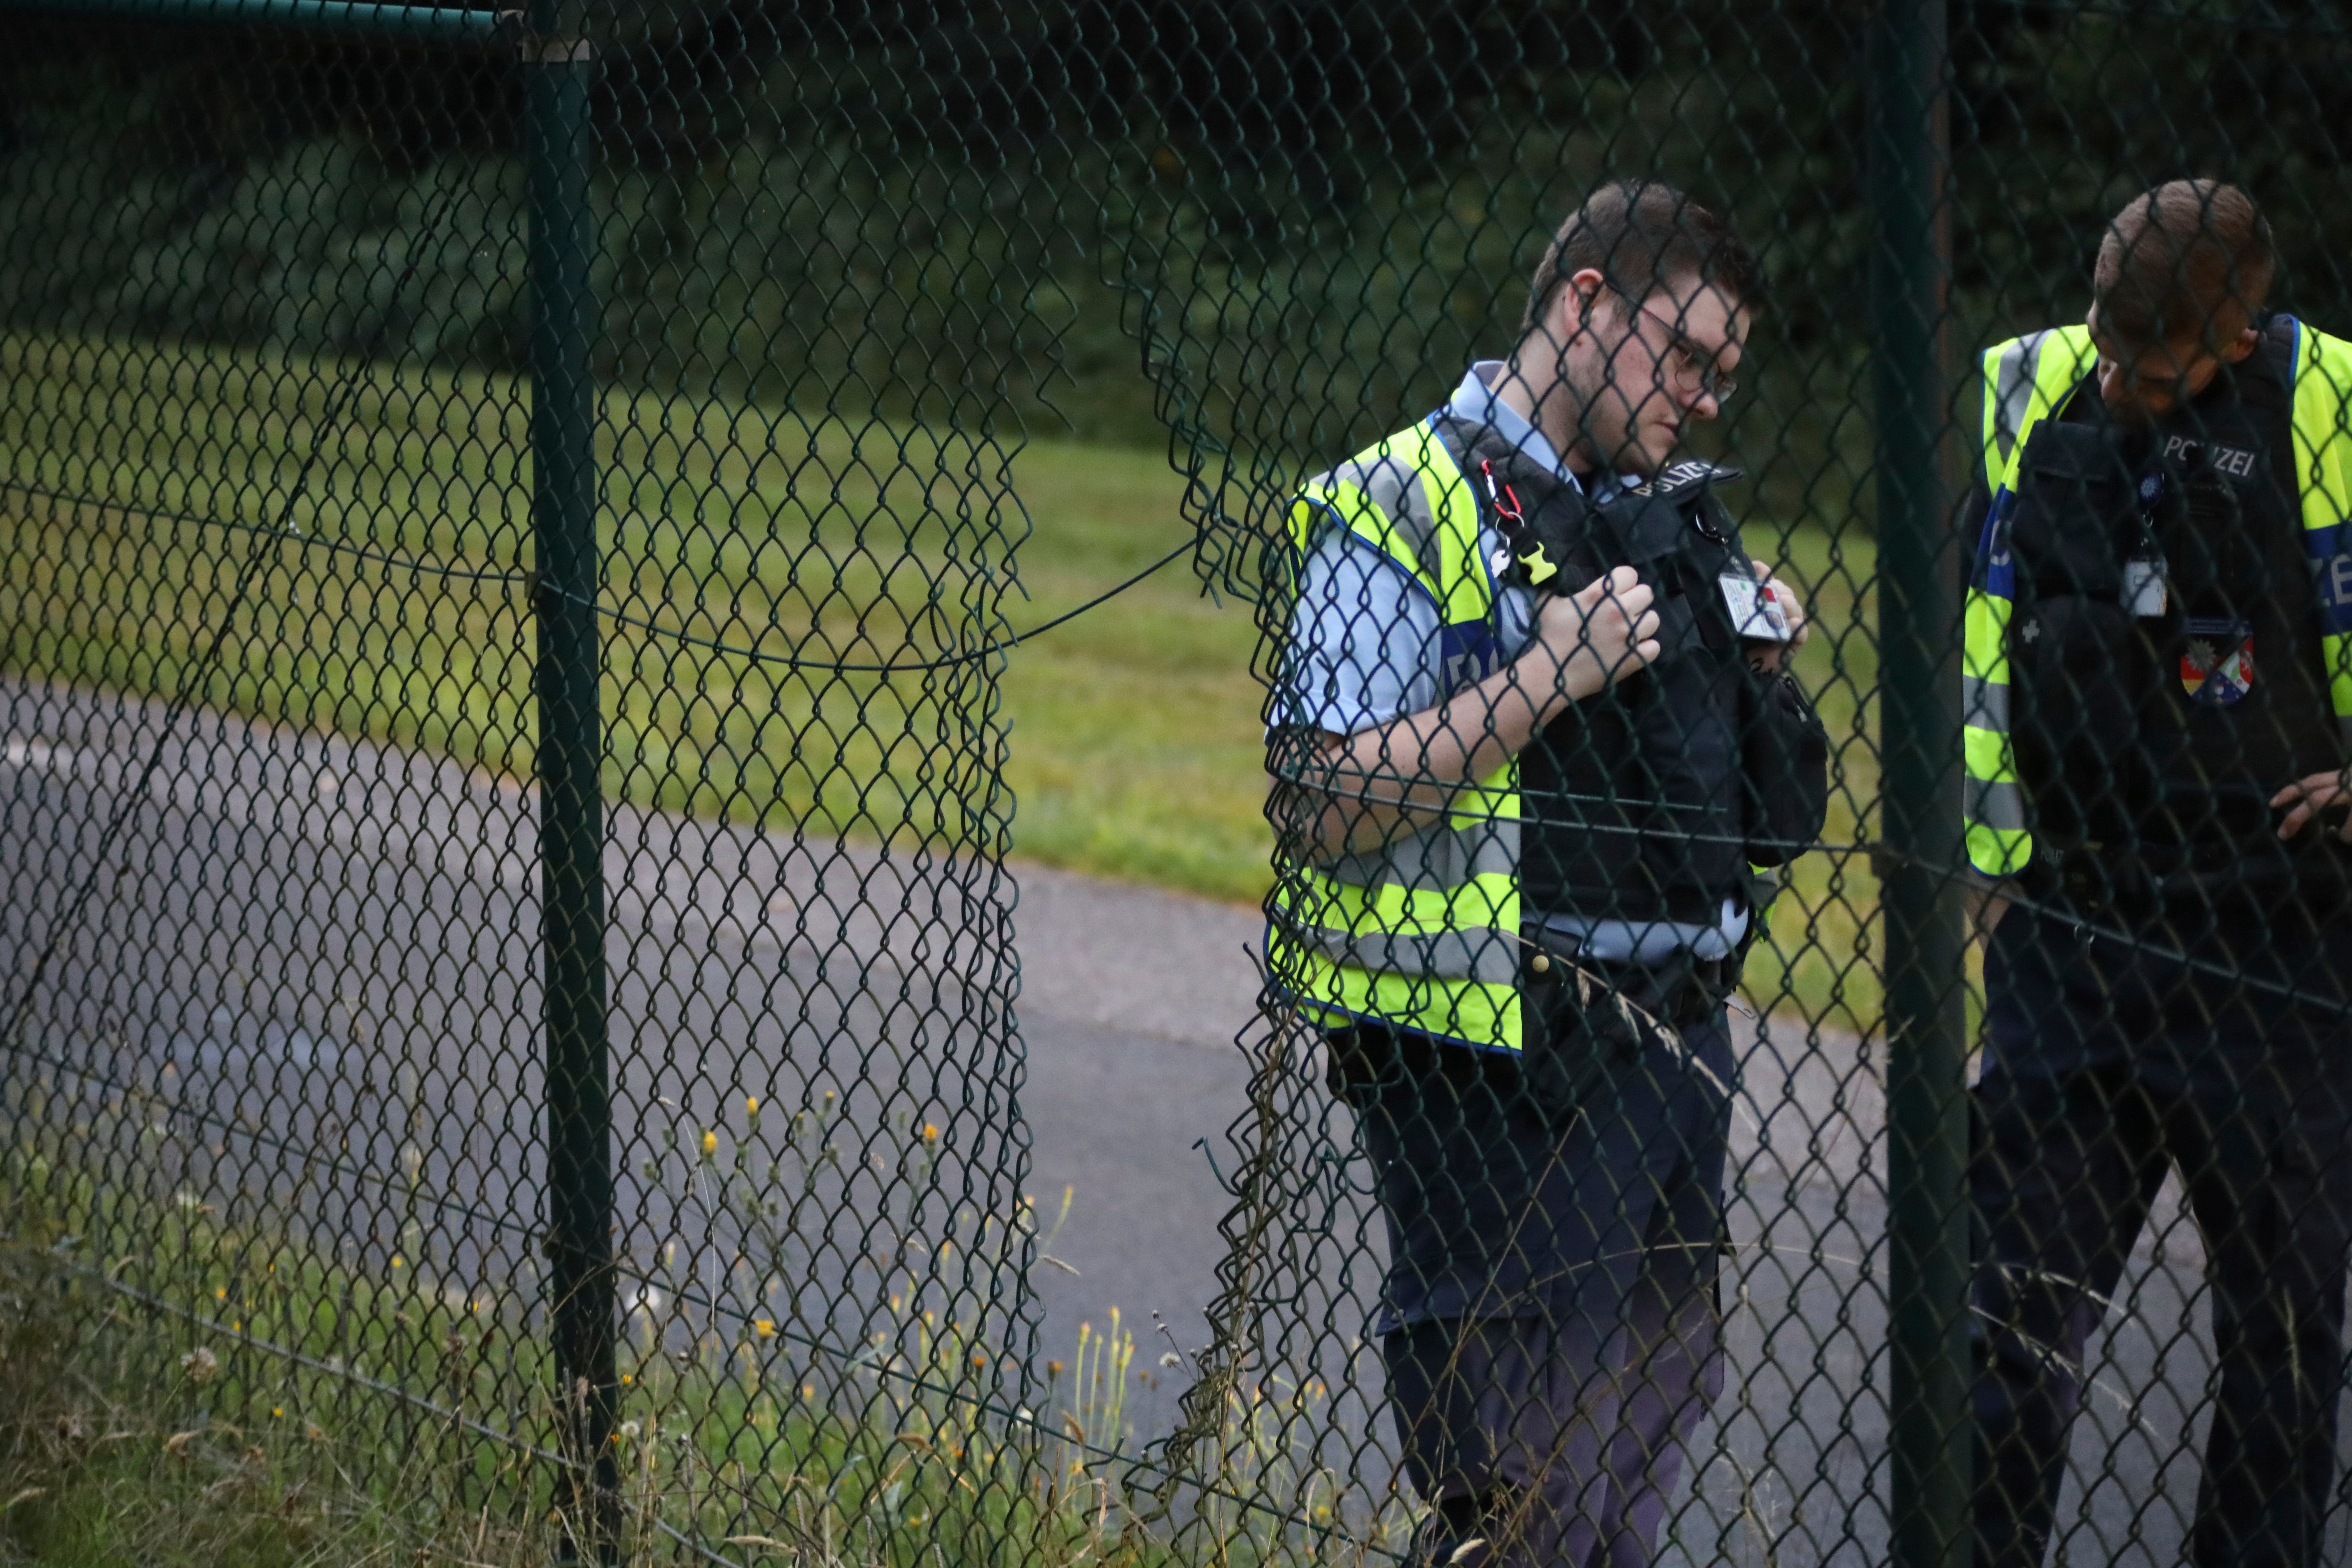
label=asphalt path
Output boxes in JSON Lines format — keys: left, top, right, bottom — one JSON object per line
{"left": 1, "top": 676, "right": 2336, "bottom": 1565}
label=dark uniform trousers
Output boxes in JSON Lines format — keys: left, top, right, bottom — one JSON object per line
{"left": 1348, "top": 1009, "right": 1735, "bottom": 1568}
{"left": 1971, "top": 903, "right": 2352, "bottom": 1568}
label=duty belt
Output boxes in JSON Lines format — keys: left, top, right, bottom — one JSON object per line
{"left": 1523, "top": 926, "right": 1735, "bottom": 1026}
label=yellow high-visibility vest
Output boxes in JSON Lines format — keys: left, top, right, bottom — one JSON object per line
{"left": 1963, "top": 319, "right": 2352, "bottom": 877}
{"left": 1267, "top": 419, "right": 1524, "bottom": 1054}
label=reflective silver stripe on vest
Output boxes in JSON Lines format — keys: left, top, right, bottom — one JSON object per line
{"left": 1316, "top": 443, "right": 1450, "bottom": 579}
{"left": 1968, "top": 776, "right": 2026, "bottom": 830}
{"left": 1989, "top": 331, "right": 2052, "bottom": 479}
{"left": 1961, "top": 674, "right": 2009, "bottom": 731}
{"left": 1317, "top": 812, "right": 1518, "bottom": 892}
{"left": 1300, "top": 922, "right": 1520, "bottom": 984}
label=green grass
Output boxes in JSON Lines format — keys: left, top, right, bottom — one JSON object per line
{"left": 0, "top": 330, "right": 1897, "bottom": 1032}
{"left": 1748, "top": 521, "right": 1883, "bottom": 1037}
{"left": 0, "top": 331, "right": 1271, "bottom": 904}
{"left": 976, "top": 444, "right": 1270, "bottom": 903}
{"left": 0, "top": 1087, "right": 1408, "bottom": 1566}
{"left": 0, "top": 1173, "right": 555, "bottom": 1566}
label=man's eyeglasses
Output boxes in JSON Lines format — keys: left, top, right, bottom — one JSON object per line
{"left": 1621, "top": 292, "right": 1740, "bottom": 404}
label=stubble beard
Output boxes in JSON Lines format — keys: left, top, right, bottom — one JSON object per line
{"left": 1559, "top": 359, "right": 1680, "bottom": 483}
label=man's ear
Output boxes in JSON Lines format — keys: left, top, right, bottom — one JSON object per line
{"left": 2221, "top": 323, "right": 2261, "bottom": 364}
{"left": 1559, "top": 267, "right": 1608, "bottom": 332}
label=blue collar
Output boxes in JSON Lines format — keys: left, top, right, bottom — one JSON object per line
{"left": 1447, "top": 362, "right": 1629, "bottom": 502}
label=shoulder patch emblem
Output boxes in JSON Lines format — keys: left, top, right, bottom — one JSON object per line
{"left": 2181, "top": 617, "right": 2255, "bottom": 705}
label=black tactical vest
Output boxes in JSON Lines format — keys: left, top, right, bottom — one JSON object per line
{"left": 2005, "top": 322, "right": 2352, "bottom": 898}
{"left": 1435, "top": 415, "right": 1823, "bottom": 927}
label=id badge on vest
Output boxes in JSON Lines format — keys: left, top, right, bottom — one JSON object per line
{"left": 1719, "top": 572, "right": 1793, "bottom": 642}
{"left": 2124, "top": 470, "right": 2168, "bottom": 617}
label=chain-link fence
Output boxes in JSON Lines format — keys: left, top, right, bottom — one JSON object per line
{"left": 6, "top": 1, "right": 2352, "bottom": 1564}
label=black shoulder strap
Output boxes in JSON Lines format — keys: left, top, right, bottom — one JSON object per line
{"left": 2238, "top": 316, "right": 2300, "bottom": 526}
{"left": 1429, "top": 408, "right": 1514, "bottom": 474}
{"left": 1432, "top": 410, "right": 1603, "bottom": 591}
{"left": 2241, "top": 314, "right": 2297, "bottom": 424}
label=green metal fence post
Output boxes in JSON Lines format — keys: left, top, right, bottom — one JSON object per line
{"left": 524, "top": 0, "right": 616, "bottom": 1556}
{"left": 1870, "top": 0, "right": 1968, "bottom": 1565}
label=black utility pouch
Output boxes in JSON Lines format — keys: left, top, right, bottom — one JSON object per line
{"left": 2007, "top": 420, "right": 2137, "bottom": 600}
{"left": 2009, "top": 595, "right": 2167, "bottom": 845}
{"left": 1518, "top": 941, "right": 1686, "bottom": 1119}
{"left": 2002, "top": 419, "right": 2164, "bottom": 845}
{"left": 1741, "top": 670, "right": 1829, "bottom": 864}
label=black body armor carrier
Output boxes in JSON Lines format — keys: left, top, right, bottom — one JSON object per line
{"left": 2004, "top": 321, "right": 2352, "bottom": 910}
{"left": 1436, "top": 416, "right": 1829, "bottom": 932}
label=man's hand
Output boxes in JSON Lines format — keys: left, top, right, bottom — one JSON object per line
{"left": 1743, "top": 558, "right": 1810, "bottom": 674}
{"left": 1280, "top": 566, "right": 1662, "bottom": 863}
{"left": 1532, "top": 565, "right": 1661, "bottom": 699}
{"left": 2271, "top": 768, "right": 2352, "bottom": 841}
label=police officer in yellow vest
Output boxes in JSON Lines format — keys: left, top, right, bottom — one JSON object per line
{"left": 1266, "top": 181, "right": 1828, "bottom": 1568}
{"left": 1964, "top": 181, "right": 2352, "bottom": 1568}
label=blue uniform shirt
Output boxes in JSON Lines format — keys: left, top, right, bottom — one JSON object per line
{"left": 1279, "top": 362, "right": 1747, "bottom": 962}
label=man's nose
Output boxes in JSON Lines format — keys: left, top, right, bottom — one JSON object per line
{"left": 1675, "top": 382, "right": 1719, "bottom": 420}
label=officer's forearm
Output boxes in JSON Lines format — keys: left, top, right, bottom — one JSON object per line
{"left": 1283, "top": 650, "right": 1573, "bottom": 860}
{"left": 1963, "top": 878, "right": 2011, "bottom": 939}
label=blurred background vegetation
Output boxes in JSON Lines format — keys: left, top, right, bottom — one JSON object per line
{"left": 10, "top": 2, "right": 2352, "bottom": 478}
{"left": 2, "top": 0, "right": 2349, "bottom": 1032}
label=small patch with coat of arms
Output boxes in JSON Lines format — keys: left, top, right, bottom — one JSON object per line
{"left": 2180, "top": 617, "right": 2255, "bottom": 705}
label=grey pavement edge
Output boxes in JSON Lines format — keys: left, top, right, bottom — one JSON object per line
{"left": 1, "top": 676, "right": 2325, "bottom": 1566}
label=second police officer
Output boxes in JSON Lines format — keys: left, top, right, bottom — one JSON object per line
{"left": 1963, "top": 180, "right": 2352, "bottom": 1568}
{"left": 1266, "top": 181, "right": 1829, "bottom": 1568}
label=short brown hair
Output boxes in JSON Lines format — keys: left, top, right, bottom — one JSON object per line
{"left": 2094, "top": 179, "right": 2274, "bottom": 348}
{"left": 1520, "top": 180, "right": 1764, "bottom": 335}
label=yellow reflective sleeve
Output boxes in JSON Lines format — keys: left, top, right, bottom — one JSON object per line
{"left": 1963, "top": 588, "right": 2011, "bottom": 690}
{"left": 2326, "top": 631, "right": 2352, "bottom": 725}
{"left": 1962, "top": 724, "right": 2012, "bottom": 782}
{"left": 1980, "top": 343, "right": 2006, "bottom": 496}
{"left": 2291, "top": 325, "right": 2352, "bottom": 735}
{"left": 1968, "top": 823, "right": 2032, "bottom": 880}
{"left": 1961, "top": 586, "right": 2033, "bottom": 875}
